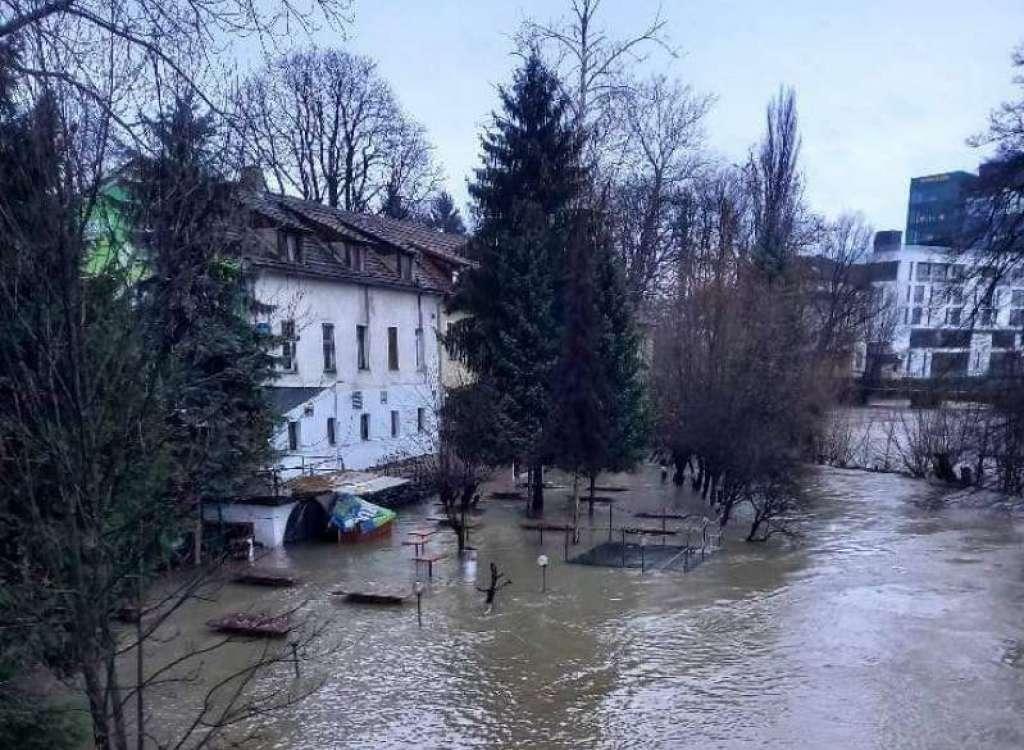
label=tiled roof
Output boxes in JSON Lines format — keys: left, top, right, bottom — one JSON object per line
{"left": 239, "top": 189, "right": 469, "bottom": 294}
{"left": 263, "top": 192, "right": 469, "bottom": 264}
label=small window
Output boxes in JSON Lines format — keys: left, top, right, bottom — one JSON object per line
{"left": 280, "top": 320, "right": 297, "bottom": 372}
{"left": 913, "top": 285, "right": 925, "bottom": 303}
{"left": 357, "top": 325, "right": 369, "bottom": 370}
{"left": 396, "top": 250, "right": 414, "bottom": 280}
{"left": 327, "top": 417, "right": 336, "bottom": 446}
{"left": 322, "top": 323, "right": 336, "bottom": 372}
{"left": 1011, "top": 309, "right": 1024, "bottom": 327}
{"left": 916, "top": 263, "right": 930, "bottom": 281}
{"left": 911, "top": 307, "right": 923, "bottom": 325}
{"left": 380, "top": 390, "right": 388, "bottom": 404}
{"left": 278, "top": 230, "right": 302, "bottom": 263}
{"left": 946, "top": 308, "right": 962, "bottom": 326}
{"left": 344, "top": 245, "right": 364, "bottom": 271}
{"left": 417, "top": 407, "right": 425, "bottom": 433}
{"left": 360, "top": 413, "right": 370, "bottom": 441}
{"left": 287, "top": 421, "right": 300, "bottom": 451}
{"left": 415, "top": 328, "right": 424, "bottom": 370}
{"left": 387, "top": 327, "right": 399, "bottom": 370}
{"left": 391, "top": 410, "right": 399, "bottom": 437}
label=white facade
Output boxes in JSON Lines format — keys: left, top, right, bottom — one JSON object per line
{"left": 257, "top": 271, "right": 443, "bottom": 476}
{"left": 868, "top": 242, "right": 1023, "bottom": 378}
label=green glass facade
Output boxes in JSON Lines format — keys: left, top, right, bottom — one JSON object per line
{"left": 905, "top": 171, "right": 976, "bottom": 246}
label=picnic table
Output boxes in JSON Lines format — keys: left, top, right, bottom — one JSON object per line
{"left": 414, "top": 552, "right": 447, "bottom": 578}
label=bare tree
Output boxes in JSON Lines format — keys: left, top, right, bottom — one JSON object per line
{"left": 747, "top": 86, "right": 809, "bottom": 277}
{"left": 0, "top": 0, "right": 350, "bottom": 137}
{"left": 233, "top": 48, "right": 441, "bottom": 214}
{"left": 608, "top": 75, "right": 713, "bottom": 299}
{"left": 518, "top": 0, "right": 674, "bottom": 162}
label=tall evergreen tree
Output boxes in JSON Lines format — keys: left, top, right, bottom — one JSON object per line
{"left": 548, "top": 208, "right": 649, "bottom": 518}
{"left": 451, "top": 53, "right": 583, "bottom": 514}
{"left": 592, "top": 221, "right": 649, "bottom": 489}
{"left": 130, "top": 97, "right": 279, "bottom": 559}
{"left": 547, "top": 210, "right": 612, "bottom": 522}
{"left": 427, "top": 190, "right": 466, "bottom": 234}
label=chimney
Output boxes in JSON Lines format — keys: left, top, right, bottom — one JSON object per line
{"left": 238, "top": 165, "right": 266, "bottom": 192}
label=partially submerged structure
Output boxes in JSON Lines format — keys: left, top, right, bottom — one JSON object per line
{"left": 204, "top": 471, "right": 411, "bottom": 548}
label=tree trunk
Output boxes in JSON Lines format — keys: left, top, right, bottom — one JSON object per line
{"left": 83, "top": 662, "right": 113, "bottom": 750}
{"left": 193, "top": 496, "right": 202, "bottom": 566}
{"left": 530, "top": 461, "right": 544, "bottom": 516}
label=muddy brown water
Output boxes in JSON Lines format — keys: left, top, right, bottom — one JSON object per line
{"left": 140, "top": 464, "right": 1024, "bottom": 749}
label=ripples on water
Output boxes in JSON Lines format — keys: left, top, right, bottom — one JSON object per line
{"left": 145, "top": 465, "right": 1024, "bottom": 749}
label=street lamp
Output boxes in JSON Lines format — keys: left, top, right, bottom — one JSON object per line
{"left": 537, "top": 554, "right": 549, "bottom": 593}
{"left": 640, "top": 535, "right": 647, "bottom": 576}
{"left": 414, "top": 580, "right": 425, "bottom": 627}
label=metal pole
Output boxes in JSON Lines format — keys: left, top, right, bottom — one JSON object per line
{"left": 563, "top": 528, "right": 569, "bottom": 561}
{"left": 416, "top": 591, "right": 423, "bottom": 627}
{"left": 640, "top": 543, "right": 645, "bottom": 575}
{"left": 621, "top": 529, "right": 626, "bottom": 568}
{"left": 291, "top": 642, "right": 300, "bottom": 678}
{"left": 542, "top": 565, "right": 547, "bottom": 593}
{"left": 608, "top": 503, "right": 613, "bottom": 542}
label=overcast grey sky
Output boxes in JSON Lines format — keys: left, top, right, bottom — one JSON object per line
{"left": 309, "top": 0, "right": 1024, "bottom": 233}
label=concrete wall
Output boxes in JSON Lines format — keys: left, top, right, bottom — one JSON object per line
{"left": 204, "top": 501, "right": 297, "bottom": 549}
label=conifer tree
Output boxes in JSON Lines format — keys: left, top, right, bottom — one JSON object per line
{"left": 547, "top": 210, "right": 612, "bottom": 523}
{"left": 427, "top": 190, "right": 466, "bottom": 234}
{"left": 591, "top": 222, "right": 649, "bottom": 493}
{"left": 130, "top": 97, "right": 278, "bottom": 559}
{"left": 451, "top": 53, "right": 583, "bottom": 514}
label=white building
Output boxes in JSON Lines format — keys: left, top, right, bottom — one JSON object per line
{"left": 864, "top": 231, "right": 1023, "bottom": 379}
{"left": 240, "top": 190, "right": 470, "bottom": 476}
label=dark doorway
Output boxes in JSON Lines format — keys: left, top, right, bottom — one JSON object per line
{"left": 283, "top": 499, "right": 329, "bottom": 544}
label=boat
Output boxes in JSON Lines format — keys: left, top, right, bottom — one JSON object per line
{"left": 328, "top": 492, "right": 396, "bottom": 542}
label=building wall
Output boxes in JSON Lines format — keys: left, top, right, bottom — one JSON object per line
{"left": 203, "top": 500, "right": 297, "bottom": 549}
{"left": 869, "top": 243, "right": 1023, "bottom": 378}
{"left": 255, "top": 270, "right": 443, "bottom": 475}
{"left": 905, "top": 172, "right": 976, "bottom": 246}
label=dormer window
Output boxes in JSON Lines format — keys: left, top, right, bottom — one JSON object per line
{"left": 397, "top": 251, "right": 414, "bottom": 280}
{"left": 277, "top": 230, "right": 302, "bottom": 263}
{"left": 344, "top": 244, "right": 364, "bottom": 271}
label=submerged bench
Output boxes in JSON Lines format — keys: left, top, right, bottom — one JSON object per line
{"left": 331, "top": 589, "right": 408, "bottom": 606}
{"left": 232, "top": 571, "right": 299, "bottom": 588}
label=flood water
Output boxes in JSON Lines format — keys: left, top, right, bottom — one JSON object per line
{"left": 144, "top": 464, "right": 1024, "bottom": 749}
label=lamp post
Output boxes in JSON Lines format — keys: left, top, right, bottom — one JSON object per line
{"left": 414, "top": 580, "right": 425, "bottom": 627}
{"left": 537, "top": 554, "right": 549, "bottom": 593}
{"left": 640, "top": 534, "right": 647, "bottom": 576}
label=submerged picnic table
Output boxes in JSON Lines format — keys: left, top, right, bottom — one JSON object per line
{"left": 330, "top": 587, "right": 409, "bottom": 606}
{"left": 402, "top": 528, "right": 438, "bottom": 556}
{"left": 207, "top": 612, "right": 290, "bottom": 638}
{"left": 520, "top": 521, "right": 575, "bottom": 543}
